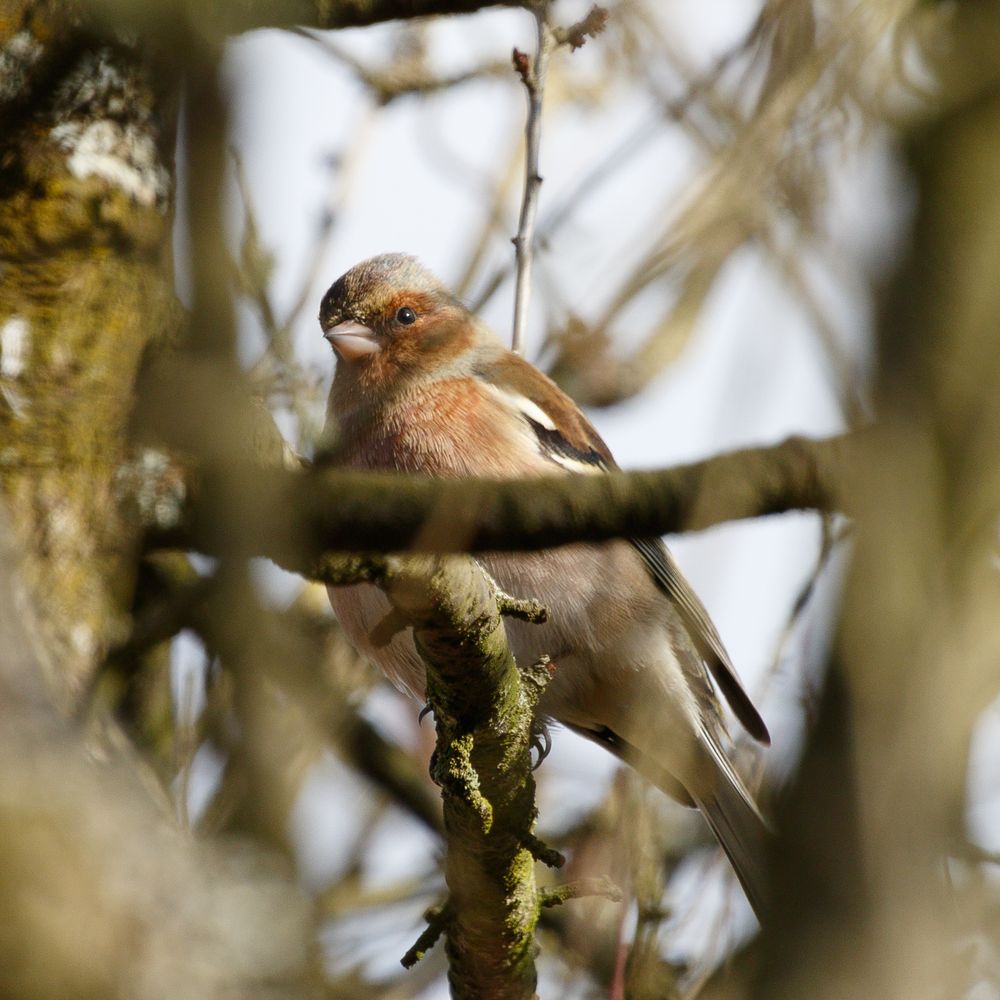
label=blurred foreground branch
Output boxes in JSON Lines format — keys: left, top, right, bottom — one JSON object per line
{"left": 152, "top": 431, "right": 854, "bottom": 575}
{"left": 752, "top": 7, "right": 1000, "bottom": 998}
{"left": 174, "top": 0, "right": 525, "bottom": 36}
{"left": 0, "top": 511, "right": 314, "bottom": 999}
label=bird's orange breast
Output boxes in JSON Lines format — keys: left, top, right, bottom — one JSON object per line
{"left": 340, "top": 377, "right": 550, "bottom": 480}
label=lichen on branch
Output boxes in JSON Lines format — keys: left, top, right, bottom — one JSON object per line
{"left": 374, "top": 555, "right": 557, "bottom": 998}
{"left": 0, "top": 14, "right": 177, "bottom": 698}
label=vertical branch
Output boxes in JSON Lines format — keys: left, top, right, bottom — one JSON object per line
{"left": 132, "top": 23, "right": 310, "bottom": 856}
{"left": 386, "top": 556, "right": 557, "bottom": 999}
{"left": 754, "top": 12, "right": 1000, "bottom": 999}
{"left": 511, "top": 7, "right": 554, "bottom": 354}
{"left": 184, "top": 39, "right": 235, "bottom": 362}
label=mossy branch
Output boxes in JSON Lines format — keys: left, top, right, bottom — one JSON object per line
{"left": 401, "top": 902, "right": 452, "bottom": 970}
{"left": 539, "top": 876, "right": 624, "bottom": 908}
{"left": 372, "top": 554, "right": 555, "bottom": 999}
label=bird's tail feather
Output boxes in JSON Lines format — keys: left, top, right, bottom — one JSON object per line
{"left": 573, "top": 723, "right": 771, "bottom": 920}
{"left": 689, "top": 737, "right": 771, "bottom": 922}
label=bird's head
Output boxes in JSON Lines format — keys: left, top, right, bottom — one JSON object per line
{"left": 319, "top": 254, "right": 480, "bottom": 387}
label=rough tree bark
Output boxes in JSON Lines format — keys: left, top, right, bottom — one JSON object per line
{"left": 0, "top": 3, "right": 179, "bottom": 700}
{"left": 385, "top": 556, "right": 551, "bottom": 999}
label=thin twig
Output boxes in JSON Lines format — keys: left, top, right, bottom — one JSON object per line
{"left": 751, "top": 513, "right": 852, "bottom": 730}
{"left": 232, "top": 133, "right": 363, "bottom": 450}
{"left": 401, "top": 902, "right": 451, "bottom": 969}
{"left": 539, "top": 875, "right": 624, "bottom": 908}
{"left": 470, "top": 13, "right": 761, "bottom": 316}
{"left": 291, "top": 26, "right": 510, "bottom": 105}
{"left": 232, "top": 153, "right": 322, "bottom": 443}
{"left": 479, "top": 565, "right": 549, "bottom": 623}
{"left": 175, "top": 660, "right": 200, "bottom": 832}
{"left": 454, "top": 130, "right": 523, "bottom": 300}
{"left": 511, "top": 8, "right": 554, "bottom": 353}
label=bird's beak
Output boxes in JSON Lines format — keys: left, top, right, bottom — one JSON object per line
{"left": 323, "top": 320, "right": 380, "bottom": 361}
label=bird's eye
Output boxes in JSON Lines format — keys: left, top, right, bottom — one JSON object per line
{"left": 395, "top": 306, "right": 417, "bottom": 325}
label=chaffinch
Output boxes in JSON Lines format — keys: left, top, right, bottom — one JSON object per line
{"left": 320, "top": 253, "right": 771, "bottom": 918}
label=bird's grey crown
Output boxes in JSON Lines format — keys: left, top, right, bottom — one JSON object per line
{"left": 319, "top": 253, "right": 447, "bottom": 330}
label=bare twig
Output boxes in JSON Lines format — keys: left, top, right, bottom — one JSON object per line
{"left": 291, "top": 27, "right": 510, "bottom": 105}
{"left": 401, "top": 901, "right": 452, "bottom": 969}
{"left": 480, "top": 566, "right": 549, "bottom": 623}
{"left": 232, "top": 153, "right": 326, "bottom": 445}
{"left": 454, "top": 131, "right": 523, "bottom": 299}
{"left": 539, "top": 876, "right": 624, "bottom": 908}
{"left": 761, "top": 229, "right": 869, "bottom": 424}
{"left": 469, "top": 12, "right": 761, "bottom": 316}
{"left": 511, "top": 8, "right": 555, "bottom": 353}
{"left": 763, "top": 514, "right": 851, "bottom": 692}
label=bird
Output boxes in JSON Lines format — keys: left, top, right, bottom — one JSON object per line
{"left": 319, "top": 253, "right": 771, "bottom": 918}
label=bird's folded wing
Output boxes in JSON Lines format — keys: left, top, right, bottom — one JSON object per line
{"left": 630, "top": 537, "right": 770, "bottom": 744}
{"left": 479, "top": 353, "right": 770, "bottom": 745}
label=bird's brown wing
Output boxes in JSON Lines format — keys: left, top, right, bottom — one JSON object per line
{"left": 475, "top": 352, "right": 615, "bottom": 471}
{"left": 631, "top": 537, "right": 770, "bottom": 744}
{"left": 478, "top": 352, "right": 769, "bottom": 745}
